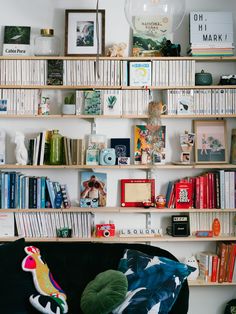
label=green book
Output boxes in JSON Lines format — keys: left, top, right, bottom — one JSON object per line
{"left": 47, "top": 60, "right": 63, "bottom": 85}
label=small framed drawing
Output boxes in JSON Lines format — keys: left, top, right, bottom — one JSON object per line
{"left": 65, "top": 9, "right": 105, "bottom": 56}
{"left": 120, "top": 179, "right": 155, "bottom": 207}
{"left": 194, "top": 120, "right": 227, "bottom": 164}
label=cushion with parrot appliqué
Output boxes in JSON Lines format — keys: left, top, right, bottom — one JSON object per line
{"left": 22, "top": 245, "right": 68, "bottom": 314}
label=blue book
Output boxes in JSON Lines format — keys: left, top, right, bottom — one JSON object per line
{"left": 46, "top": 179, "right": 55, "bottom": 208}
{"left": 41, "top": 177, "right": 46, "bottom": 209}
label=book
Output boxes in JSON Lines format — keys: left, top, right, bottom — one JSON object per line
{"left": 103, "top": 91, "right": 121, "bottom": 115}
{"left": 3, "top": 26, "right": 31, "bottom": 56}
{"left": 84, "top": 90, "right": 101, "bottom": 115}
{"left": 0, "top": 129, "right": 6, "bottom": 165}
{"left": 0, "top": 100, "right": 7, "bottom": 115}
{"left": 217, "top": 242, "right": 228, "bottom": 283}
{"left": 227, "top": 242, "right": 236, "bottom": 282}
{"left": 132, "top": 32, "right": 172, "bottom": 57}
{"left": 175, "top": 181, "right": 193, "bottom": 209}
{"left": 60, "top": 184, "right": 71, "bottom": 209}
{"left": 129, "top": 61, "right": 152, "bottom": 86}
{"left": 47, "top": 60, "right": 63, "bottom": 85}
{"left": 0, "top": 212, "right": 14, "bottom": 236}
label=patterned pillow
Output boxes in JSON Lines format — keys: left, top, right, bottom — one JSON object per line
{"left": 113, "top": 249, "right": 195, "bottom": 314}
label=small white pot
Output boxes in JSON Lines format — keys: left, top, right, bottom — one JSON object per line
{"left": 62, "top": 104, "right": 76, "bottom": 115}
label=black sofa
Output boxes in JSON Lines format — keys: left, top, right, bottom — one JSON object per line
{"left": 0, "top": 238, "right": 189, "bottom": 314}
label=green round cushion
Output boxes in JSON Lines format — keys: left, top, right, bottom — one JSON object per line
{"left": 80, "top": 269, "right": 128, "bottom": 314}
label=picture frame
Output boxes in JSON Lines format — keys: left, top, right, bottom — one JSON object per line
{"left": 65, "top": 9, "right": 105, "bottom": 56}
{"left": 120, "top": 179, "right": 155, "bottom": 207}
{"left": 194, "top": 120, "right": 227, "bottom": 164}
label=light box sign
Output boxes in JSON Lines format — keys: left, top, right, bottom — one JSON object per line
{"left": 190, "top": 12, "right": 234, "bottom": 45}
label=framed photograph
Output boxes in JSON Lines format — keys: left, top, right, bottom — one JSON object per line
{"left": 65, "top": 9, "right": 105, "bottom": 56}
{"left": 194, "top": 120, "right": 227, "bottom": 163}
{"left": 120, "top": 179, "right": 155, "bottom": 207}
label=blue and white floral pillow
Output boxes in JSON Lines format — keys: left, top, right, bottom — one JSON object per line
{"left": 113, "top": 249, "right": 195, "bottom": 314}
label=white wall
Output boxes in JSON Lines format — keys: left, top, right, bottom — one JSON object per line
{"left": 1, "top": 1, "right": 236, "bottom": 313}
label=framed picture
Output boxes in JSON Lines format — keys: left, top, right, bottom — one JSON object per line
{"left": 80, "top": 171, "right": 107, "bottom": 207}
{"left": 120, "top": 179, "right": 155, "bottom": 207}
{"left": 65, "top": 9, "right": 105, "bottom": 56}
{"left": 110, "top": 138, "right": 130, "bottom": 165}
{"left": 194, "top": 120, "right": 227, "bottom": 163}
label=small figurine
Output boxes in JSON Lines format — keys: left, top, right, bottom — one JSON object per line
{"left": 107, "top": 43, "right": 127, "bottom": 57}
{"left": 155, "top": 194, "right": 166, "bottom": 209}
{"left": 13, "top": 131, "right": 28, "bottom": 165}
{"left": 212, "top": 218, "right": 221, "bottom": 236}
{"left": 143, "top": 200, "right": 152, "bottom": 208}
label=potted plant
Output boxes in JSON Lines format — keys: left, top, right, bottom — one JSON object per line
{"left": 62, "top": 93, "right": 76, "bottom": 115}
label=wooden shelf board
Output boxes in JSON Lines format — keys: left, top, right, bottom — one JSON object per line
{"left": 161, "top": 114, "right": 236, "bottom": 119}
{"left": 0, "top": 85, "right": 235, "bottom": 90}
{"left": 0, "top": 56, "right": 235, "bottom": 61}
{"left": 0, "top": 113, "right": 236, "bottom": 120}
{"left": 1, "top": 235, "right": 236, "bottom": 243}
{"left": 2, "top": 207, "right": 236, "bottom": 213}
{"left": 188, "top": 280, "right": 236, "bottom": 286}
{"left": 1, "top": 163, "right": 236, "bottom": 170}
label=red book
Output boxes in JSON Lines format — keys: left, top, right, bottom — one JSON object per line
{"left": 175, "top": 182, "right": 193, "bottom": 209}
{"left": 211, "top": 172, "right": 217, "bottom": 209}
{"left": 217, "top": 242, "right": 228, "bottom": 283}
{"left": 195, "top": 176, "right": 200, "bottom": 209}
{"left": 199, "top": 175, "right": 206, "bottom": 209}
{"left": 211, "top": 254, "right": 219, "bottom": 282}
{"left": 208, "top": 173, "right": 213, "bottom": 209}
{"left": 227, "top": 243, "right": 236, "bottom": 282}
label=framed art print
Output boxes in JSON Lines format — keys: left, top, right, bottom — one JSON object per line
{"left": 194, "top": 120, "right": 227, "bottom": 163}
{"left": 111, "top": 138, "right": 130, "bottom": 165}
{"left": 120, "top": 179, "right": 155, "bottom": 207}
{"left": 65, "top": 9, "right": 105, "bottom": 56}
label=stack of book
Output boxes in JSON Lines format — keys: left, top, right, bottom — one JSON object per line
{"left": 188, "top": 11, "right": 234, "bottom": 56}
{"left": 198, "top": 242, "right": 236, "bottom": 283}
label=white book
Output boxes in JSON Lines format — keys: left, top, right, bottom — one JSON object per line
{"left": 0, "top": 212, "right": 14, "bottom": 236}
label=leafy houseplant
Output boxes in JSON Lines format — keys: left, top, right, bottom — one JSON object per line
{"left": 62, "top": 93, "right": 76, "bottom": 115}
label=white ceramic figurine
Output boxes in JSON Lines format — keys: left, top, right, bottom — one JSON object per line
{"left": 14, "top": 131, "right": 28, "bottom": 165}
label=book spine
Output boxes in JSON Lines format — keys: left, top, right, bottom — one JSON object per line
{"left": 211, "top": 255, "right": 219, "bottom": 282}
